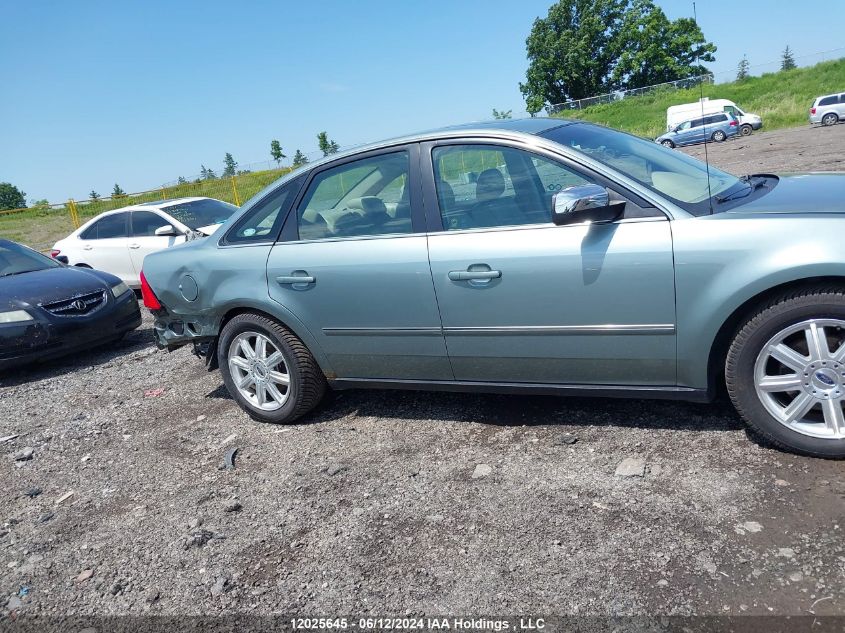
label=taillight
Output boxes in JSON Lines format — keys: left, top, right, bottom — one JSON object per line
{"left": 50, "top": 249, "right": 60, "bottom": 258}
{"left": 730, "top": 120, "right": 737, "bottom": 126}
{"left": 140, "top": 270, "right": 162, "bottom": 310}
{"left": 811, "top": 107, "right": 816, "bottom": 114}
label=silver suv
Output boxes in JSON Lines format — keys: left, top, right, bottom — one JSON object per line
{"left": 809, "top": 92, "right": 844, "bottom": 126}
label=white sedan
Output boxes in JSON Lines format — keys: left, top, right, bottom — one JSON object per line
{"left": 51, "top": 197, "right": 238, "bottom": 288}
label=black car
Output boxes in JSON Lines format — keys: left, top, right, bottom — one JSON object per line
{"left": 0, "top": 238, "right": 141, "bottom": 371}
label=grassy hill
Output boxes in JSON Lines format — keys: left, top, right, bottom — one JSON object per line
{"left": 555, "top": 58, "right": 845, "bottom": 138}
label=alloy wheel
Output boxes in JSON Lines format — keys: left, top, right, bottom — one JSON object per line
{"left": 227, "top": 330, "right": 291, "bottom": 411}
{"left": 754, "top": 318, "right": 845, "bottom": 439}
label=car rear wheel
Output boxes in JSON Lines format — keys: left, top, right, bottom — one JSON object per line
{"left": 726, "top": 287, "right": 845, "bottom": 458}
{"left": 661, "top": 139, "right": 675, "bottom": 148}
{"left": 740, "top": 124, "right": 753, "bottom": 136}
{"left": 822, "top": 113, "right": 838, "bottom": 126}
{"left": 712, "top": 130, "right": 727, "bottom": 142}
{"left": 218, "top": 313, "right": 326, "bottom": 424}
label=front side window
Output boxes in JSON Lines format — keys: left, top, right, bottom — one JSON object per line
{"left": 131, "top": 211, "right": 170, "bottom": 236}
{"left": 296, "top": 151, "right": 412, "bottom": 240}
{"left": 81, "top": 213, "right": 129, "bottom": 240}
{"left": 433, "top": 145, "right": 591, "bottom": 231}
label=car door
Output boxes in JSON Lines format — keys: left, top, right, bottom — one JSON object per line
{"left": 266, "top": 145, "right": 452, "bottom": 380}
{"left": 76, "top": 212, "right": 135, "bottom": 282}
{"left": 837, "top": 93, "right": 845, "bottom": 118}
{"left": 128, "top": 210, "right": 186, "bottom": 285}
{"left": 687, "top": 117, "right": 707, "bottom": 143}
{"left": 422, "top": 140, "right": 676, "bottom": 386}
{"left": 673, "top": 120, "right": 693, "bottom": 144}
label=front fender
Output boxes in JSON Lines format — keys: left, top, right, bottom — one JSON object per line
{"left": 673, "top": 214, "right": 845, "bottom": 388}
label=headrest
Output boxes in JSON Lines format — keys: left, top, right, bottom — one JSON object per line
{"left": 476, "top": 169, "right": 505, "bottom": 201}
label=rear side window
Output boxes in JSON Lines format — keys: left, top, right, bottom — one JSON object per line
{"left": 704, "top": 114, "right": 726, "bottom": 125}
{"left": 819, "top": 95, "right": 838, "bottom": 106}
{"left": 296, "top": 151, "right": 413, "bottom": 240}
{"left": 131, "top": 211, "right": 170, "bottom": 236}
{"left": 80, "top": 213, "right": 129, "bottom": 239}
{"left": 223, "top": 175, "right": 303, "bottom": 245}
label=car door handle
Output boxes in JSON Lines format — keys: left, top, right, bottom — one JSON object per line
{"left": 276, "top": 274, "right": 315, "bottom": 285}
{"left": 82, "top": 245, "right": 93, "bottom": 251}
{"left": 128, "top": 243, "right": 140, "bottom": 249}
{"left": 448, "top": 270, "right": 502, "bottom": 281}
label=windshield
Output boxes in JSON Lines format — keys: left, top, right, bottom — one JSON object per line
{"left": 161, "top": 198, "right": 239, "bottom": 229}
{"left": 541, "top": 123, "right": 744, "bottom": 215}
{"left": 0, "top": 240, "right": 60, "bottom": 277}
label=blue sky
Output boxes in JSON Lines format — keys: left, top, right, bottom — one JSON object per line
{"left": 0, "top": 0, "right": 840, "bottom": 202}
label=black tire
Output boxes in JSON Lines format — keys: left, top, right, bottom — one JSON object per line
{"left": 822, "top": 113, "right": 838, "bottom": 126}
{"left": 661, "top": 139, "right": 675, "bottom": 149}
{"left": 218, "top": 313, "right": 326, "bottom": 424}
{"left": 711, "top": 130, "right": 727, "bottom": 142}
{"left": 726, "top": 286, "right": 845, "bottom": 459}
{"left": 740, "top": 124, "right": 753, "bottom": 136}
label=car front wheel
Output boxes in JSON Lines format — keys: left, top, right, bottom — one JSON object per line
{"left": 740, "top": 124, "right": 753, "bottom": 136}
{"left": 218, "top": 313, "right": 326, "bottom": 424}
{"left": 726, "top": 287, "right": 845, "bottom": 458}
{"left": 661, "top": 139, "right": 675, "bottom": 148}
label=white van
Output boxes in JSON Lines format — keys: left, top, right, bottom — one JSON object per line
{"left": 667, "top": 98, "right": 762, "bottom": 136}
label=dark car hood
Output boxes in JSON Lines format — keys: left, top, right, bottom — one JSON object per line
{"left": 730, "top": 173, "right": 845, "bottom": 215}
{"left": 0, "top": 266, "right": 111, "bottom": 311}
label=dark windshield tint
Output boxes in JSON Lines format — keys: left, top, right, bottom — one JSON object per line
{"left": 0, "top": 240, "right": 59, "bottom": 276}
{"left": 540, "top": 123, "right": 743, "bottom": 215}
{"left": 162, "top": 199, "right": 238, "bottom": 229}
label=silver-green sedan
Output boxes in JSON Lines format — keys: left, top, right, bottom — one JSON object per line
{"left": 141, "top": 118, "right": 845, "bottom": 458}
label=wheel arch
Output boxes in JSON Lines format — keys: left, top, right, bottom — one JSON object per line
{"left": 706, "top": 276, "right": 845, "bottom": 395}
{"left": 214, "top": 303, "right": 336, "bottom": 379}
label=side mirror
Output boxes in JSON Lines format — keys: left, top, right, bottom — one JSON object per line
{"left": 551, "top": 184, "right": 625, "bottom": 226}
{"left": 154, "top": 224, "right": 181, "bottom": 237}
{"left": 56, "top": 255, "right": 69, "bottom": 264}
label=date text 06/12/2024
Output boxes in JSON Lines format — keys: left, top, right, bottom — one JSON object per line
{"left": 290, "top": 618, "right": 547, "bottom": 631}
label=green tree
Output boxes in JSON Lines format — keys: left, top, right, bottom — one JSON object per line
{"left": 222, "top": 153, "right": 238, "bottom": 177}
{"left": 89, "top": 190, "right": 100, "bottom": 201}
{"left": 177, "top": 176, "right": 187, "bottom": 185}
{"left": 200, "top": 165, "right": 217, "bottom": 180}
{"left": 492, "top": 108, "right": 513, "bottom": 119}
{"left": 0, "top": 183, "right": 27, "bottom": 210}
{"left": 112, "top": 183, "right": 126, "bottom": 198}
{"left": 317, "top": 131, "right": 339, "bottom": 157}
{"left": 608, "top": 1, "right": 716, "bottom": 90}
{"left": 781, "top": 45, "right": 796, "bottom": 71}
{"left": 737, "top": 55, "right": 750, "bottom": 80}
{"left": 270, "top": 139, "right": 286, "bottom": 165}
{"left": 520, "top": 0, "right": 716, "bottom": 113}
{"left": 292, "top": 149, "right": 309, "bottom": 167}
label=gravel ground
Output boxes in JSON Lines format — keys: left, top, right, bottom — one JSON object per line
{"left": 2, "top": 125, "right": 845, "bottom": 623}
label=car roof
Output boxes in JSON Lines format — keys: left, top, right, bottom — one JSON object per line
{"left": 290, "top": 118, "right": 577, "bottom": 174}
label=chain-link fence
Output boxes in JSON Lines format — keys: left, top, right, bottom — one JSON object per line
{"left": 547, "top": 74, "right": 714, "bottom": 114}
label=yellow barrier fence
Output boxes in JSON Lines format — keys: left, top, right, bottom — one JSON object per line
{"left": 0, "top": 165, "right": 295, "bottom": 251}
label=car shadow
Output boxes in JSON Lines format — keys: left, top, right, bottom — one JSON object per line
{"left": 204, "top": 381, "right": 745, "bottom": 433}
{"left": 0, "top": 325, "right": 155, "bottom": 387}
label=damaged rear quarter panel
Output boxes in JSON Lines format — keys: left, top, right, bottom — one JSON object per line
{"left": 142, "top": 240, "right": 334, "bottom": 375}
